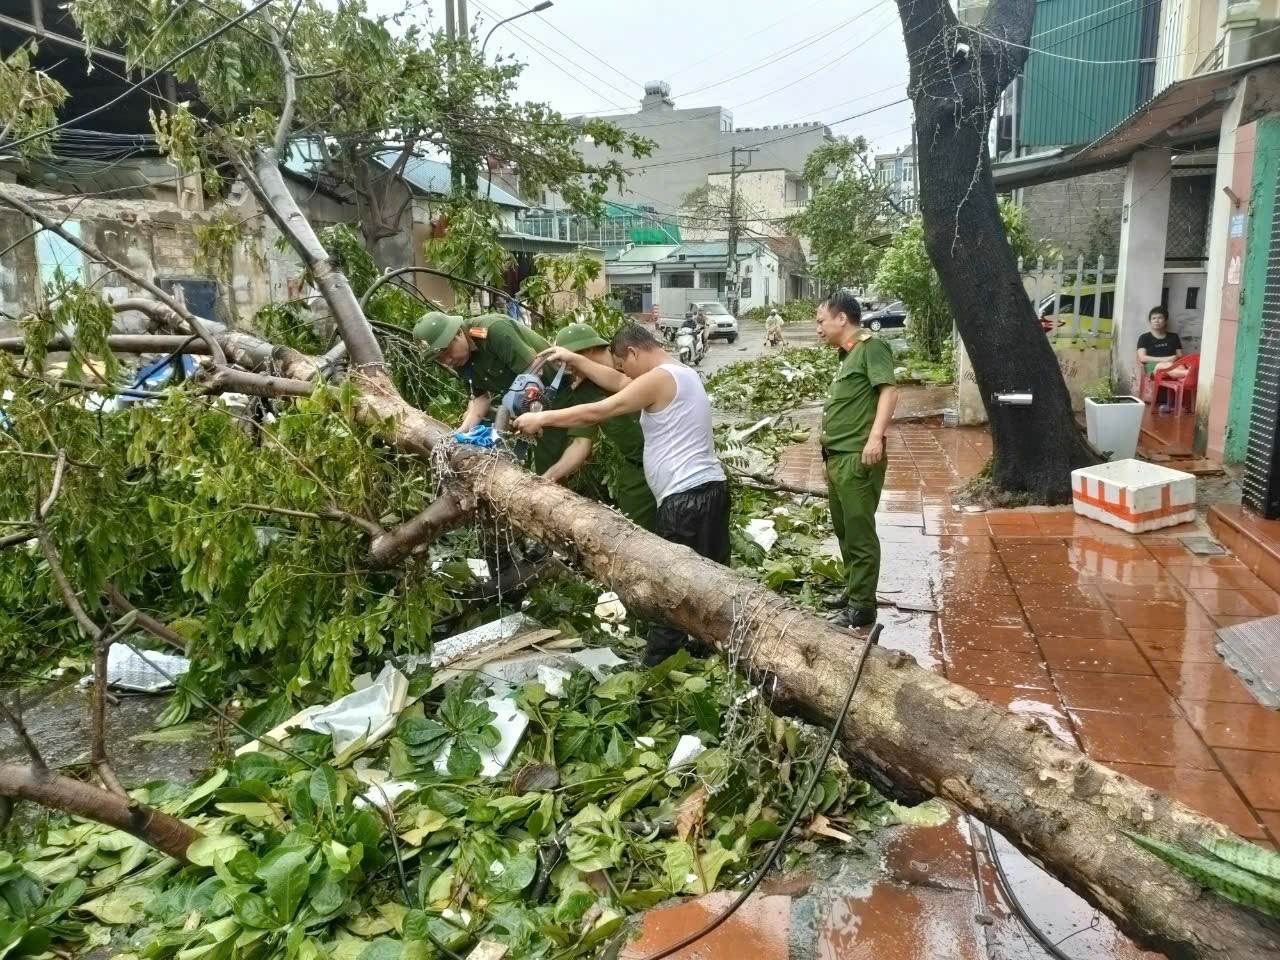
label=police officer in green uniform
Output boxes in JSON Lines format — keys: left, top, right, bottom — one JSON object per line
{"left": 412, "top": 310, "right": 551, "bottom": 431}
{"left": 816, "top": 289, "right": 898, "bottom": 629}
{"left": 535, "top": 323, "right": 657, "bottom": 531}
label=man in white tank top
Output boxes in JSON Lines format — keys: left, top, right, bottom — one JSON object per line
{"left": 514, "top": 324, "right": 729, "bottom": 666}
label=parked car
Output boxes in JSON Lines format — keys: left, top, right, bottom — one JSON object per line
{"left": 1037, "top": 284, "right": 1115, "bottom": 336}
{"left": 689, "top": 300, "right": 738, "bottom": 343}
{"left": 862, "top": 301, "right": 908, "bottom": 333}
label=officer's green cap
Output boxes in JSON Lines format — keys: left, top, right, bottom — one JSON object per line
{"left": 412, "top": 311, "right": 464, "bottom": 356}
{"left": 554, "top": 322, "right": 609, "bottom": 353}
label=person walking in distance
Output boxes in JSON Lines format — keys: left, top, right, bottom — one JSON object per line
{"left": 817, "top": 289, "right": 898, "bottom": 629}
{"left": 512, "top": 323, "right": 729, "bottom": 664}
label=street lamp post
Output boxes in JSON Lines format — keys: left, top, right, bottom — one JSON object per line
{"left": 480, "top": 2, "right": 553, "bottom": 55}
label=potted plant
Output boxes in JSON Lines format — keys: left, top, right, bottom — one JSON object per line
{"left": 1083, "top": 377, "right": 1144, "bottom": 460}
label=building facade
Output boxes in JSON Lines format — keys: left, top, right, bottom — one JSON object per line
{"left": 568, "top": 82, "right": 832, "bottom": 216}
{"left": 874, "top": 143, "right": 917, "bottom": 215}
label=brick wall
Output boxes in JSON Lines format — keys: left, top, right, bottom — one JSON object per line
{"left": 1018, "top": 169, "right": 1126, "bottom": 262}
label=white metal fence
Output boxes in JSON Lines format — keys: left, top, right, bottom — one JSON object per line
{"left": 1018, "top": 254, "right": 1117, "bottom": 341}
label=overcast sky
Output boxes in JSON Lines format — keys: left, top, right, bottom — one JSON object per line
{"left": 371, "top": 0, "right": 915, "bottom": 154}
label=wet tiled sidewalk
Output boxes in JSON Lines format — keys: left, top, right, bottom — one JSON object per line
{"left": 759, "top": 417, "right": 1280, "bottom": 958}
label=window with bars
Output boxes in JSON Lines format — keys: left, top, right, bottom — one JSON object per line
{"left": 1166, "top": 172, "right": 1213, "bottom": 263}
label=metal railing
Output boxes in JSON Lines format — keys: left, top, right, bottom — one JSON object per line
{"left": 1018, "top": 254, "right": 1116, "bottom": 341}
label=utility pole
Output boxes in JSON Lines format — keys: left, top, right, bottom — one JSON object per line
{"left": 725, "top": 146, "right": 756, "bottom": 315}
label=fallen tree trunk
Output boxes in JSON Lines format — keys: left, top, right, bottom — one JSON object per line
{"left": 0, "top": 764, "right": 198, "bottom": 861}
{"left": 6, "top": 169, "right": 1274, "bottom": 958}
{"left": 333, "top": 368, "right": 1278, "bottom": 960}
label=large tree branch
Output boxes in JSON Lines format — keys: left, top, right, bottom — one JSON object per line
{"left": 267, "top": 26, "right": 296, "bottom": 158}
{"left": 368, "top": 492, "right": 467, "bottom": 568}
{"left": 234, "top": 149, "right": 386, "bottom": 371}
{"left": 0, "top": 764, "right": 199, "bottom": 861}
{"left": 0, "top": 186, "right": 227, "bottom": 366}
{"left": 199, "top": 366, "right": 315, "bottom": 399}
{"left": 0, "top": 334, "right": 212, "bottom": 356}
{"left": 104, "top": 584, "right": 187, "bottom": 653}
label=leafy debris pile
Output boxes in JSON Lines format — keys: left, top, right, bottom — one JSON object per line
{"left": 2, "top": 649, "right": 913, "bottom": 960}
{"left": 705, "top": 347, "right": 838, "bottom": 413}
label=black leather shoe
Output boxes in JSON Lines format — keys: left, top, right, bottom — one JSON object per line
{"left": 821, "top": 593, "right": 849, "bottom": 610}
{"left": 832, "top": 607, "right": 876, "bottom": 629}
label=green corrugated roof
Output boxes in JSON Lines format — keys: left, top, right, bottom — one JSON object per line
{"left": 1020, "top": 0, "right": 1145, "bottom": 148}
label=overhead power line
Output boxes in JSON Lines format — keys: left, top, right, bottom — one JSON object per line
{"left": 1, "top": 0, "right": 280, "bottom": 156}
{"left": 506, "top": 0, "right": 643, "bottom": 92}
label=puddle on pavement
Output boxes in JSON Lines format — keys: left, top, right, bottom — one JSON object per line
{"left": 626, "top": 813, "right": 1163, "bottom": 960}
{"left": 0, "top": 681, "right": 214, "bottom": 785}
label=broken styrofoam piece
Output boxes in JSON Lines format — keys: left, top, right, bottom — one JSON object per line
{"left": 668, "top": 734, "right": 706, "bottom": 770}
{"left": 569, "top": 647, "right": 626, "bottom": 679}
{"left": 744, "top": 518, "right": 778, "bottom": 552}
{"left": 308, "top": 664, "right": 409, "bottom": 765}
{"left": 353, "top": 774, "right": 419, "bottom": 811}
{"left": 435, "top": 696, "right": 529, "bottom": 778}
{"left": 82, "top": 644, "right": 190, "bottom": 693}
{"left": 594, "top": 592, "right": 627, "bottom": 623}
{"left": 483, "top": 647, "right": 626, "bottom": 694}
{"left": 728, "top": 416, "right": 775, "bottom": 443}
{"left": 536, "top": 664, "right": 571, "bottom": 697}
{"left": 394, "top": 613, "right": 539, "bottom": 678}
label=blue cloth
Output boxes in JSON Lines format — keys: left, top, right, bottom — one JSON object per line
{"left": 453, "top": 424, "right": 498, "bottom": 448}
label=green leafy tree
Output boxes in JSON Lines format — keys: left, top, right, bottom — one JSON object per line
{"left": 787, "top": 137, "right": 896, "bottom": 288}
{"left": 874, "top": 199, "right": 1044, "bottom": 362}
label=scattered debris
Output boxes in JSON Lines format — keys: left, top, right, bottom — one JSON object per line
{"left": 744, "top": 518, "right": 779, "bottom": 552}
{"left": 82, "top": 644, "right": 190, "bottom": 693}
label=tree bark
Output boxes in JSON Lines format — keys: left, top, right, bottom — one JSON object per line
{"left": 0, "top": 764, "right": 198, "bottom": 862}
{"left": 896, "top": 0, "right": 1098, "bottom": 501}
{"left": 12, "top": 154, "right": 1275, "bottom": 957}
{"left": 317, "top": 367, "right": 1275, "bottom": 959}
{"left": 368, "top": 491, "right": 467, "bottom": 568}
{"left": 244, "top": 150, "right": 387, "bottom": 373}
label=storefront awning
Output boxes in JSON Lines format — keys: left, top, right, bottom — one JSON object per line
{"left": 993, "top": 53, "right": 1280, "bottom": 191}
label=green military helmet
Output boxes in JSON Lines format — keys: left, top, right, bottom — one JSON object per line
{"left": 412, "top": 311, "right": 464, "bottom": 357}
{"left": 554, "top": 322, "right": 609, "bottom": 354}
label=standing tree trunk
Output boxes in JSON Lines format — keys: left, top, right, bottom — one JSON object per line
{"left": 897, "top": 0, "right": 1099, "bottom": 500}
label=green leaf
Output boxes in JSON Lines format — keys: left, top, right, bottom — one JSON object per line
{"left": 1126, "top": 831, "right": 1280, "bottom": 918}
{"left": 231, "top": 890, "right": 281, "bottom": 930}
{"left": 1199, "top": 837, "right": 1280, "bottom": 882}
{"left": 445, "top": 739, "right": 483, "bottom": 779}
{"left": 187, "top": 834, "right": 248, "bottom": 868}
{"left": 258, "top": 850, "right": 311, "bottom": 923}
{"left": 309, "top": 766, "right": 339, "bottom": 820}
{"left": 177, "top": 769, "right": 228, "bottom": 814}
{"left": 233, "top": 752, "right": 286, "bottom": 785}
{"left": 289, "top": 776, "right": 316, "bottom": 822}
{"left": 359, "top": 937, "right": 403, "bottom": 960}
{"left": 80, "top": 885, "right": 149, "bottom": 924}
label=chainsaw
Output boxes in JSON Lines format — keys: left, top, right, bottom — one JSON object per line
{"left": 493, "top": 356, "right": 567, "bottom": 456}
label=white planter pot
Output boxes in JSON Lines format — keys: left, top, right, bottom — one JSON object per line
{"left": 1084, "top": 396, "right": 1145, "bottom": 461}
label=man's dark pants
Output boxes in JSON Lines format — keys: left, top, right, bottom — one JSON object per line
{"left": 645, "top": 479, "right": 731, "bottom": 664}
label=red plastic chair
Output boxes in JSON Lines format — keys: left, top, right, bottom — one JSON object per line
{"left": 1138, "top": 364, "right": 1156, "bottom": 404}
{"left": 1153, "top": 354, "right": 1199, "bottom": 415}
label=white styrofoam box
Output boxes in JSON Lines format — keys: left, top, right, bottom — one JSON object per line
{"left": 1084, "top": 397, "right": 1145, "bottom": 461}
{"left": 1071, "top": 459, "right": 1195, "bottom": 534}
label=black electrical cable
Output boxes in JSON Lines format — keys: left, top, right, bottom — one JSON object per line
{"left": 637, "top": 623, "right": 883, "bottom": 960}
{"left": 983, "top": 821, "right": 1076, "bottom": 960}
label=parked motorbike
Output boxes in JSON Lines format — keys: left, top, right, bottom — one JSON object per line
{"left": 675, "top": 324, "right": 704, "bottom": 366}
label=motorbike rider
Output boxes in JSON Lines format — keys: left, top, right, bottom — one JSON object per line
{"left": 765, "top": 308, "right": 785, "bottom": 349}
{"left": 695, "top": 306, "right": 710, "bottom": 350}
